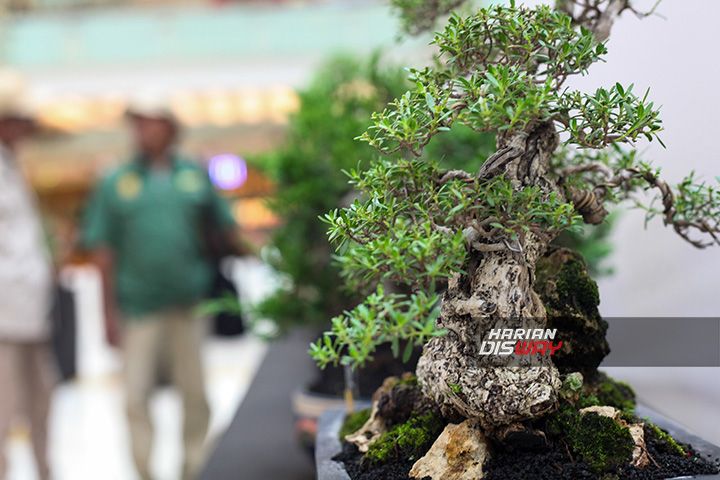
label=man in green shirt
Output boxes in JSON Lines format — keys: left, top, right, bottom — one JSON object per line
{"left": 82, "top": 96, "right": 237, "bottom": 480}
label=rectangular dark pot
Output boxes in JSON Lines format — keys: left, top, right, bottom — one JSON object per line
{"left": 316, "top": 404, "right": 720, "bottom": 480}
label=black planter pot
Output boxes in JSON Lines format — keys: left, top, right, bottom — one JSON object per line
{"left": 316, "top": 405, "right": 720, "bottom": 480}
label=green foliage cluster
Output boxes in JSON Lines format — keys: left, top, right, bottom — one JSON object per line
{"left": 309, "top": 286, "right": 444, "bottom": 369}
{"left": 326, "top": 157, "right": 581, "bottom": 292}
{"left": 390, "top": 0, "right": 467, "bottom": 35}
{"left": 314, "top": 156, "right": 582, "bottom": 368}
{"left": 256, "top": 53, "right": 613, "bottom": 345}
{"left": 359, "top": 4, "right": 662, "bottom": 156}
{"left": 364, "top": 412, "right": 444, "bottom": 465}
{"left": 339, "top": 408, "right": 372, "bottom": 440}
{"left": 547, "top": 406, "right": 634, "bottom": 473}
{"left": 196, "top": 291, "right": 243, "bottom": 319}
{"left": 325, "top": 159, "right": 468, "bottom": 293}
{"left": 557, "top": 145, "right": 720, "bottom": 248}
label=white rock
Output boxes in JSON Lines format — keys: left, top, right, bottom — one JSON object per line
{"left": 579, "top": 405, "right": 621, "bottom": 419}
{"left": 345, "top": 402, "right": 385, "bottom": 453}
{"left": 409, "top": 419, "right": 490, "bottom": 480}
{"left": 627, "top": 423, "right": 650, "bottom": 468}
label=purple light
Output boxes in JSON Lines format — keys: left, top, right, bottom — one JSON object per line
{"left": 209, "top": 153, "right": 248, "bottom": 190}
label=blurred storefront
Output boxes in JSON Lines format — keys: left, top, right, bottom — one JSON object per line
{"left": 0, "top": 0, "right": 428, "bottom": 262}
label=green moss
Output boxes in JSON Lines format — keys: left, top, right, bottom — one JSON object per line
{"left": 570, "top": 412, "right": 635, "bottom": 472}
{"left": 576, "top": 393, "right": 601, "bottom": 409}
{"left": 555, "top": 259, "right": 600, "bottom": 315}
{"left": 546, "top": 406, "right": 634, "bottom": 473}
{"left": 546, "top": 403, "right": 579, "bottom": 437}
{"left": 593, "top": 377, "right": 636, "bottom": 414}
{"left": 648, "top": 423, "right": 686, "bottom": 457}
{"left": 339, "top": 408, "right": 371, "bottom": 440}
{"left": 447, "top": 381, "right": 462, "bottom": 395}
{"left": 365, "top": 412, "right": 444, "bottom": 465}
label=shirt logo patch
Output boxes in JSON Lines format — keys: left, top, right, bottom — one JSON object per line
{"left": 117, "top": 172, "right": 142, "bottom": 200}
{"left": 175, "top": 170, "right": 204, "bottom": 193}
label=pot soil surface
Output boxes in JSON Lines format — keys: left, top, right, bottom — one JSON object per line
{"left": 334, "top": 375, "right": 719, "bottom": 480}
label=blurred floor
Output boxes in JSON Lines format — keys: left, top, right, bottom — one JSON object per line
{"left": 6, "top": 335, "right": 267, "bottom": 480}
{"left": 3, "top": 259, "right": 272, "bottom": 480}
{"left": 201, "top": 328, "right": 317, "bottom": 480}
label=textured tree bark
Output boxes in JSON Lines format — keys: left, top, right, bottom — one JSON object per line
{"left": 416, "top": 122, "right": 564, "bottom": 430}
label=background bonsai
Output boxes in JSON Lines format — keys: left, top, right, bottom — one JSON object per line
{"left": 310, "top": 0, "right": 719, "bottom": 453}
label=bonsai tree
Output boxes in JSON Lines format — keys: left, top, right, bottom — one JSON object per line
{"left": 311, "top": 0, "right": 718, "bottom": 439}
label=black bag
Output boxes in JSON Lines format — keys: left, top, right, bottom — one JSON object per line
{"left": 200, "top": 204, "right": 246, "bottom": 337}
{"left": 50, "top": 283, "right": 77, "bottom": 381}
{"left": 209, "top": 266, "right": 246, "bottom": 337}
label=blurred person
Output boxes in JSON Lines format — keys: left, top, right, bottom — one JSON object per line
{"left": 0, "top": 70, "right": 55, "bottom": 480}
{"left": 81, "top": 95, "right": 238, "bottom": 480}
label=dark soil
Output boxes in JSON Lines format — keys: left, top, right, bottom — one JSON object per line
{"left": 336, "top": 424, "right": 719, "bottom": 480}
{"left": 484, "top": 424, "right": 719, "bottom": 480}
{"left": 334, "top": 441, "right": 430, "bottom": 480}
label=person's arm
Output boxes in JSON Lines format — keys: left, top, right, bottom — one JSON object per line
{"left": 80, "top": 176, "right": 122, "bottom": 346}
{"left": 207, "top": 179, "right": 258, "bottom": 257}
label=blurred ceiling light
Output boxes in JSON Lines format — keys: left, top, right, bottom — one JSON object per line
{"left": 205, "top": 89, "right": 236, "bottom": 127}
{"left": 38, "top": 96, "right": 92, "bottom": 132}
{"left": 208, "top": 153, "right": 247, "bottom": 190}
{"left": 171, "top": 91, "right": 205, "bottom": 127}
{"left": 236, "top": 88, "right": 265, "bottom": 124}
{"left": 30, "top": 85, "right": 300, "bottom": 133}
{"left": 266, "top": 85, "right": 300, "bottom": 123}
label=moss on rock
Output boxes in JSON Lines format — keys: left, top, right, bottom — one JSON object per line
{"left": 364, "top": 412, "right": 444, "bottom": 465}
{"left": 595, "top": 378, "right": 636, "bottom": 414}
{"left": 554, "top": 257, "right": 600, "bottom": 315}
{"left": 585, "top": 373, "right": 636, "bottom": 415}
{"left": 339, "top": 408, "right": 372, "bottom": 440}
{"left": 570, "top": 412, "right": 635, "bottom": 472}
{"left": 534, "top": 248, "right": 610, "bottom": 375}
{"left": 545, "top": 404, "right": 634, "bottom": 473}
{"left": 647, "top": 422, "right": 686, "bottom": 457}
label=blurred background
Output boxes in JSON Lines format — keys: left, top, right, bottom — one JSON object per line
{"left": 0, "top": 0, "right": 718, "bottom": 479}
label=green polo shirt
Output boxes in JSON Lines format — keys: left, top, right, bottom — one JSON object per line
{"left": 82, "top": 154, "right": 236, "bottom": 318}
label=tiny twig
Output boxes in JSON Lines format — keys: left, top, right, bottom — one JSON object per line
{"left": 563, "top": 439, "right": 575, "bottom": 463}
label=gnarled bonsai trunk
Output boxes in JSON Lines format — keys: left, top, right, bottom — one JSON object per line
{"left": 416, "top": 122, "right": 564, "bottom": 429}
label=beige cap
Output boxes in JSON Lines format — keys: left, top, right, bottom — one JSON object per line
{"left": 125, "top": 92, "right": 178, "bottom": 124}
{"left": 0, "top": 69, "right": 35, "bottom": 120}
